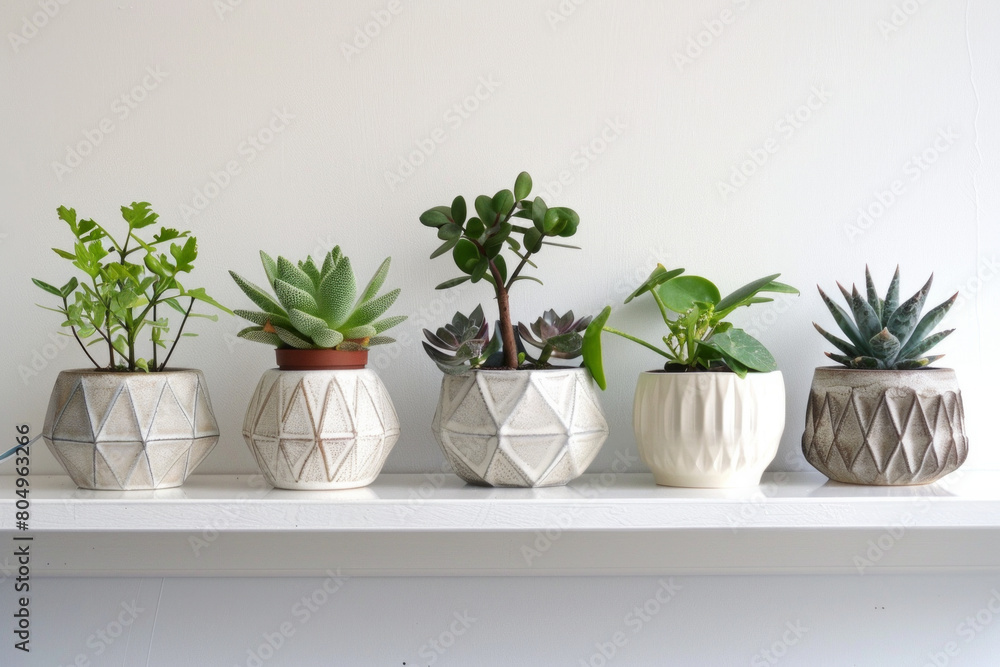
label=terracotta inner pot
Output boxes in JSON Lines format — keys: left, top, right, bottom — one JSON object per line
{"left": 275, "top": 348, "right": 368, "bottom": 371}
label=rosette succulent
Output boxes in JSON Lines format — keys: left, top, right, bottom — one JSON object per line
{"left": 518, "top": 309, "right": 591, "bottom": 364}
{"left": 422, "top": 305, "right": 499, "bottom": 375}
{"left": 230, "top": 247, "right": 405, "bottom": 350}
{"left": 815, "top": 266, "right": 956, "bottom": 369}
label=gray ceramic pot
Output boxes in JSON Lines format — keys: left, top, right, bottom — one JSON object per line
{"left": 42, "top": 368, "right": 220, "bottom": 490}
{"left": 801, "top": 367, "right": 967, "bottom": 485}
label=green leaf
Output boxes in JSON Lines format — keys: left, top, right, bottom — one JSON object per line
{"left": 657, "top": 276, "right": 721, "bottom": 313}
{"left": 624, "top": 265, "right": 686, "bottom": 304}
{"left": 170, "top": 237, "right": 198, "bottom": 273}
{"left": 899, "top": 293, "right": 957, "bottom": 358}
{"left": 312, "top": 328, "right": 345, "bottom": 348}
{"left": 885, "top": 274, "right": 933, "bottom": 346}
{"left": 470, "top": 257, "right": 489, "bottom": 283}
{"left": 277, "top": 256, "right": 316, "bottom": 294}
{"left": 715, "top": 273, "right": 781, "bottom": 315}
{"left": 274, "top": 326, "right": 315, "bottom": 349}
{"left": 900, "top": 328, "right": 953, "bottom": 361}
{"left": 493, "top": 255, "right": 507, "bottom": 285}
{"left": 183, "top": 288, "right": 232, "bottom": 314}
{"left": 582, "top": 306, "right": 612, "bottom": 390}
{"left": 436, "top": 276, "right": 471, "bottom": 289}
{"left": 882, "top": 266, "right": 901, "bottom": 325}
{"left": 451, "top": 196, "right": 467, "bottom": 225}
{"left": 818, "top": 287, "right": 871, "bottom": 355}
{"left": 230, "top": 271, "right": 286, "bottom": 315}
{"left": 344, "top": 288, "right": 400, "bottom": 328}
{"left": 120, "top": 201, "right": 159, "bottom": 229}
{"left": 237, "top": 326, "right": 282, "bottom": 347}
{"left": 52, "top": 248, "right": 76, "bottom": 260}
{"left": 475, "top": 195, "right": 495, "bottom": 226}
{"left": 318, "top": 256, "right": 356, "bottom": 326}
{"left": 523, "top": 227, "right": 543, "bottom": 253}
{"left": 373, "top": 315, "right": 407, "bottom": 333}
{"left": 288, "top": 308, "right": 330, "bottom": 338}
{"left": 704, "top": 328, "right": 777, "bottom": 373}
{"left": 275, "top": 278, "right": 319, "bottom": 316}
{"left": 465, "top": 218, "right": 486, "bottom": 240}
{"left": 32, "top": 279, "right": 64, "bottom": 297}
{"left": 452, "top": 239, "right": 481, "bottom": 274}
{"left": 846, "top": 284, "right": 883, "bottom": 340}
{"left": 358, "top": 257, "right": 391, "bottom": 304}
{"left": 530, "top": 196, "right": 548, "bottom": 233}
{"left": 491, "top": 190, "right": 514, "bottom": 217}
{"left": 868, "top": 328, "right": 901, "bottom": 363}
{"left": 438, "top": 223, "right": 463, "bottom": 240}
{"left": 865, "top": 266, "right": 882, "bottom": 321}
{"left": 430, "top": 237, "right": 460, "bottom": 259}
{"left": 260, "top": 251, "right": 278, "bottom": 286}
{"left": 514, "top": 172, "right": 532, "bottom": 201}
{"left": 813, "top": 323, "right": 860, "bottom": 357}
{"left": 299, "top": 256, "right": 322, "bottom": 287}
{"left": 420, "top": 209, "right": 451, "bottom": 227}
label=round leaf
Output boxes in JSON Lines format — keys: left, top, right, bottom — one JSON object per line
{"left": 452, "top": 239, "right": 480, "bottom": 274}
{"left": 657, "top": 276, "right": 721, "bottom": 313}
{"left": 420, "top": 210, "right": 450, "bottom": 228}
{"left": 451, "top": 196, "right": 467, "bottom": 225}
{"left": 514, "top": 172, "right": 532, "bottom": 201}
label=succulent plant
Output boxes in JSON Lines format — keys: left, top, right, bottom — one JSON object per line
{"left": 815, "top": 266, "right": 956, "bottom": 370}
{"left": 422, "top": 305, "right": 499, "bottom": 375}
{"left": 518, "top": 309, "right": 591, "bottom": 364}
{"left": 418, "top": 170, "right": 586, "bottom": 370}
{"left": 230, "top": 247, "right": 405, "bottom": 350}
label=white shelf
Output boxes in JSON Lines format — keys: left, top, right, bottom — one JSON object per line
{"left": 3, "top": 471, "right": 999, "bottom": 577}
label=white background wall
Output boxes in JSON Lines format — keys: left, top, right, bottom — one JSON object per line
{"left": 2, "top": 1, "right": 999, "bottom": 665}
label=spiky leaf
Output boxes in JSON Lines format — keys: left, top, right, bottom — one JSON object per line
{"left": 230, "top": 271, "right": 286, "bottom": 315}
{"left": 899, "top": 294, "right": 957, "bottom": 358}
{"left": 317, "top": 257, "right": 356, "bottom": 326}
{"left": 358, "top": 258, "right": 391, "bottom": 304}
{"left": 885, "top": 275, "right": 933, "bottom": 346}
{"left": 344, "top": 288, "right": 400, "bottom": 328}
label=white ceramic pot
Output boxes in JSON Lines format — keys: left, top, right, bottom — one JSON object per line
{"left": 432, "top": 368, "right": 609, "bottom": 487}
{"left": 802, "top": 367, "right": 968, "bottom": 485}
{"left": 633, "top": 370, "right": 785, "bottom": 488}
{"left": 42, "top": 368, "right": 220, "bottom": 490}
{"left": 243, "top": 368, "right": 400, "bottom": 490}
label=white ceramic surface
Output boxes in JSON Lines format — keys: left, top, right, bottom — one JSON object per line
{"left": 802, "top": 367, "right": 968, "bottom": 485}
{"left": 633, "top": 370, "right": 786, "bottom": 488}
{"left": 243, "top": 368, "right": 400, "bottom": 489}
{"left": 432, "top": 368, "right": 609, "bottom": 487}
{"left": 42, "top": 369, "right": 220, "bottom": 490}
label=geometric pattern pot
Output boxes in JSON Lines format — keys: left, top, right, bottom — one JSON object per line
{"left": 633, "top": 370, "right": 786, "bottom": 488}
{"left": 42, "top": 369, "right": 220, "bottom": 490}
{"left": 243, "top": 369, "right": 400, "bottom": 490}
{"left": 802, "top": 367, "right": 968, "bottom": 485}
{"left": 432, "top": 368, "right": 609, "bottom": 488}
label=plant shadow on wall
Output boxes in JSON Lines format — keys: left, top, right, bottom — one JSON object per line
{"left": 32, "top": 203, "right": 231, "bottom": 490}
{"left": 803, "top": 266, "right": 968, "bottom": 486}
{"left": 583, "top": 267, "right": 799, "bottom": 488}
{"left": 231, "top": 247, "right": 407, "bottom": 490}
{"left": 418, "top": 171, "right": 610, "bottom": 488}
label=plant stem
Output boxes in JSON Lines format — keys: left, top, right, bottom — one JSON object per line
{"left": 152, "top": 302, "right": 158, "bottom": 370}
{"left": 159, "top": 297, "right": 194, "bottom": 371}
{"left": 488, "top": 260, "right": 518, "bottom": 369}
{"left": 505, "top": 251, "right": 534, "bottom": 290}
{"left": 62, "top": 297, "right": 101, "bottom": 369}
{"left": 604, "top": 327, "right": 671, "bottom": 359}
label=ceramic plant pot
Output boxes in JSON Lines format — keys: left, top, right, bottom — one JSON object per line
{"left": 801, "top": 367, "right": 968, "bottom": 485}
{"left": 243, "top": 350, "right": 400, "bottom": 490}
{"left": 432, "top": 368, "right": 609, "bottom": 488}
{"left": 42, "top": 368, "right": 220, "bottom": 490}
{"left": 633, "top": 370, "right": 786, "bottom": 488}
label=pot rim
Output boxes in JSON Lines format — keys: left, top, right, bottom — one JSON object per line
{"left": 459, "top": 366, "right": 590, "bottom": 375}
{"left": 637, "top": 369, "right": 783, "bottom": 377}
{"left": 812, "top": 365, "right": 955, "bottom": 373}
{"left": 275, "top": 347, "right": 369, "bottom": 371}
{"left": 56, "top": 367, "right": 202, "bottom": 376}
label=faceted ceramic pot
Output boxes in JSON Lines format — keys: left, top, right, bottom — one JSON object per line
{"left": 801, "top": 367, "right": 968, "bottom": 485}
{"left": 42, "top": 368, "right": 220, "bottom": 490}
{"left": 243, "top": 350, "right": 400, "bottom": 490}
{"left": 432, "top": 368, "right": 609, "bottom": 487}
{"left": 633, "top": 370, "right": 786, "bottom": 488}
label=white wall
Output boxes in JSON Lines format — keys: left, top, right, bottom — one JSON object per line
{"left": 3, "top": 0, "right": 997, "bottom": 477}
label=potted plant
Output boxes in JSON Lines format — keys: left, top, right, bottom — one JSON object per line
{"left": 802, "top": 267, "right": 967, "bottom": 485}
{"left": 583, "top": 266, "right": 798, "bottom": 488}
{"left": 418, "top": 171, "right": 609, "bottom": 487}
{"left": 36, "top": 203, "right": 230, "bottom": 490}
{"left": 230, "top": 246, "right": 406, "bottom": 489}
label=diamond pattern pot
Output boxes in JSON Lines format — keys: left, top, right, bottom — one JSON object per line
{"left": 633, "top": 371, "right": 786, "bottom": 488}
{"left": 243, "top": 369, "right": 400, "bottom": 490}
{"left": 432, "top": 368, "right": 609, "bottom": 488}
{"left": 802, "top": 367, "right": 968, "bottom": 485}
{"left": 42, "top": 369, "right": 220, "bottom": 490}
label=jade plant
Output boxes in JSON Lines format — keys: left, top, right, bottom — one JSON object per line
{"left": 32, "top": 202, "right": 230, "bottom": 372}
{"left": 418, "top": 171, "right": 593, "bottom": 372}
{"left": 582, "top": 265, "right": 799, "bottom": 388}
{"left": 815, "top": 266, "right": 956, "bottom": 369}
{"left": 230, "top": 247, "right": 405, "bottom": 350}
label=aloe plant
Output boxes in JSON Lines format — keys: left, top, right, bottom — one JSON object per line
{"left": 815, "top": 266, "right": 956, "bottom": 369}
{"left": 418, "top": 171, "right": 585, "bottom": 370}
{"left": 32, "top": 202, "right": 230, "bottom": 372}
{"left": 582, "top": 265, "right": 798, "bottom": 388}
{"left": 230, "top": 247, "right": 405, "bottom": 350}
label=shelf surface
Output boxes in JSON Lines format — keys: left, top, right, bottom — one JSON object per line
{"left": 2, "top": 471, "right": 998, "bottom": 576}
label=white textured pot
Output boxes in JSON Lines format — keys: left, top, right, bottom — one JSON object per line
{"left": 802, "top": 367, "right": 968, "bottom": 485}
{"left": 243, "top": 368, "right": 400, "bottom": 490}
{"left": 42, "top": 369, "right": 220, "bottom": 490}
{"left": 633, "top": 370, "right": 786, "bottom": 488}
{"left": 432, "top": 368, "right": 609, "bottom": 487}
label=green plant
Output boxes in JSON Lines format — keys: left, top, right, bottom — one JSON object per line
{"left": 32, "top": 202, "right": 230, "bottom": 372}
{"left": 582, "top": 265, "right": 798, "bottom": 388}
{"left": 518, "top": 309, "right": 591, "bottom": 365}
{"left": 422, "top": 305, "right": 500, "bottom": 374}
{"left": 814, "top": 266, "right": 956, "bottom": 369}
{"left": 230, "top": 247, "right": 405, "bottom": 350}
{"left": 418, "top": 171, "right": 586, "bottom": 370}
